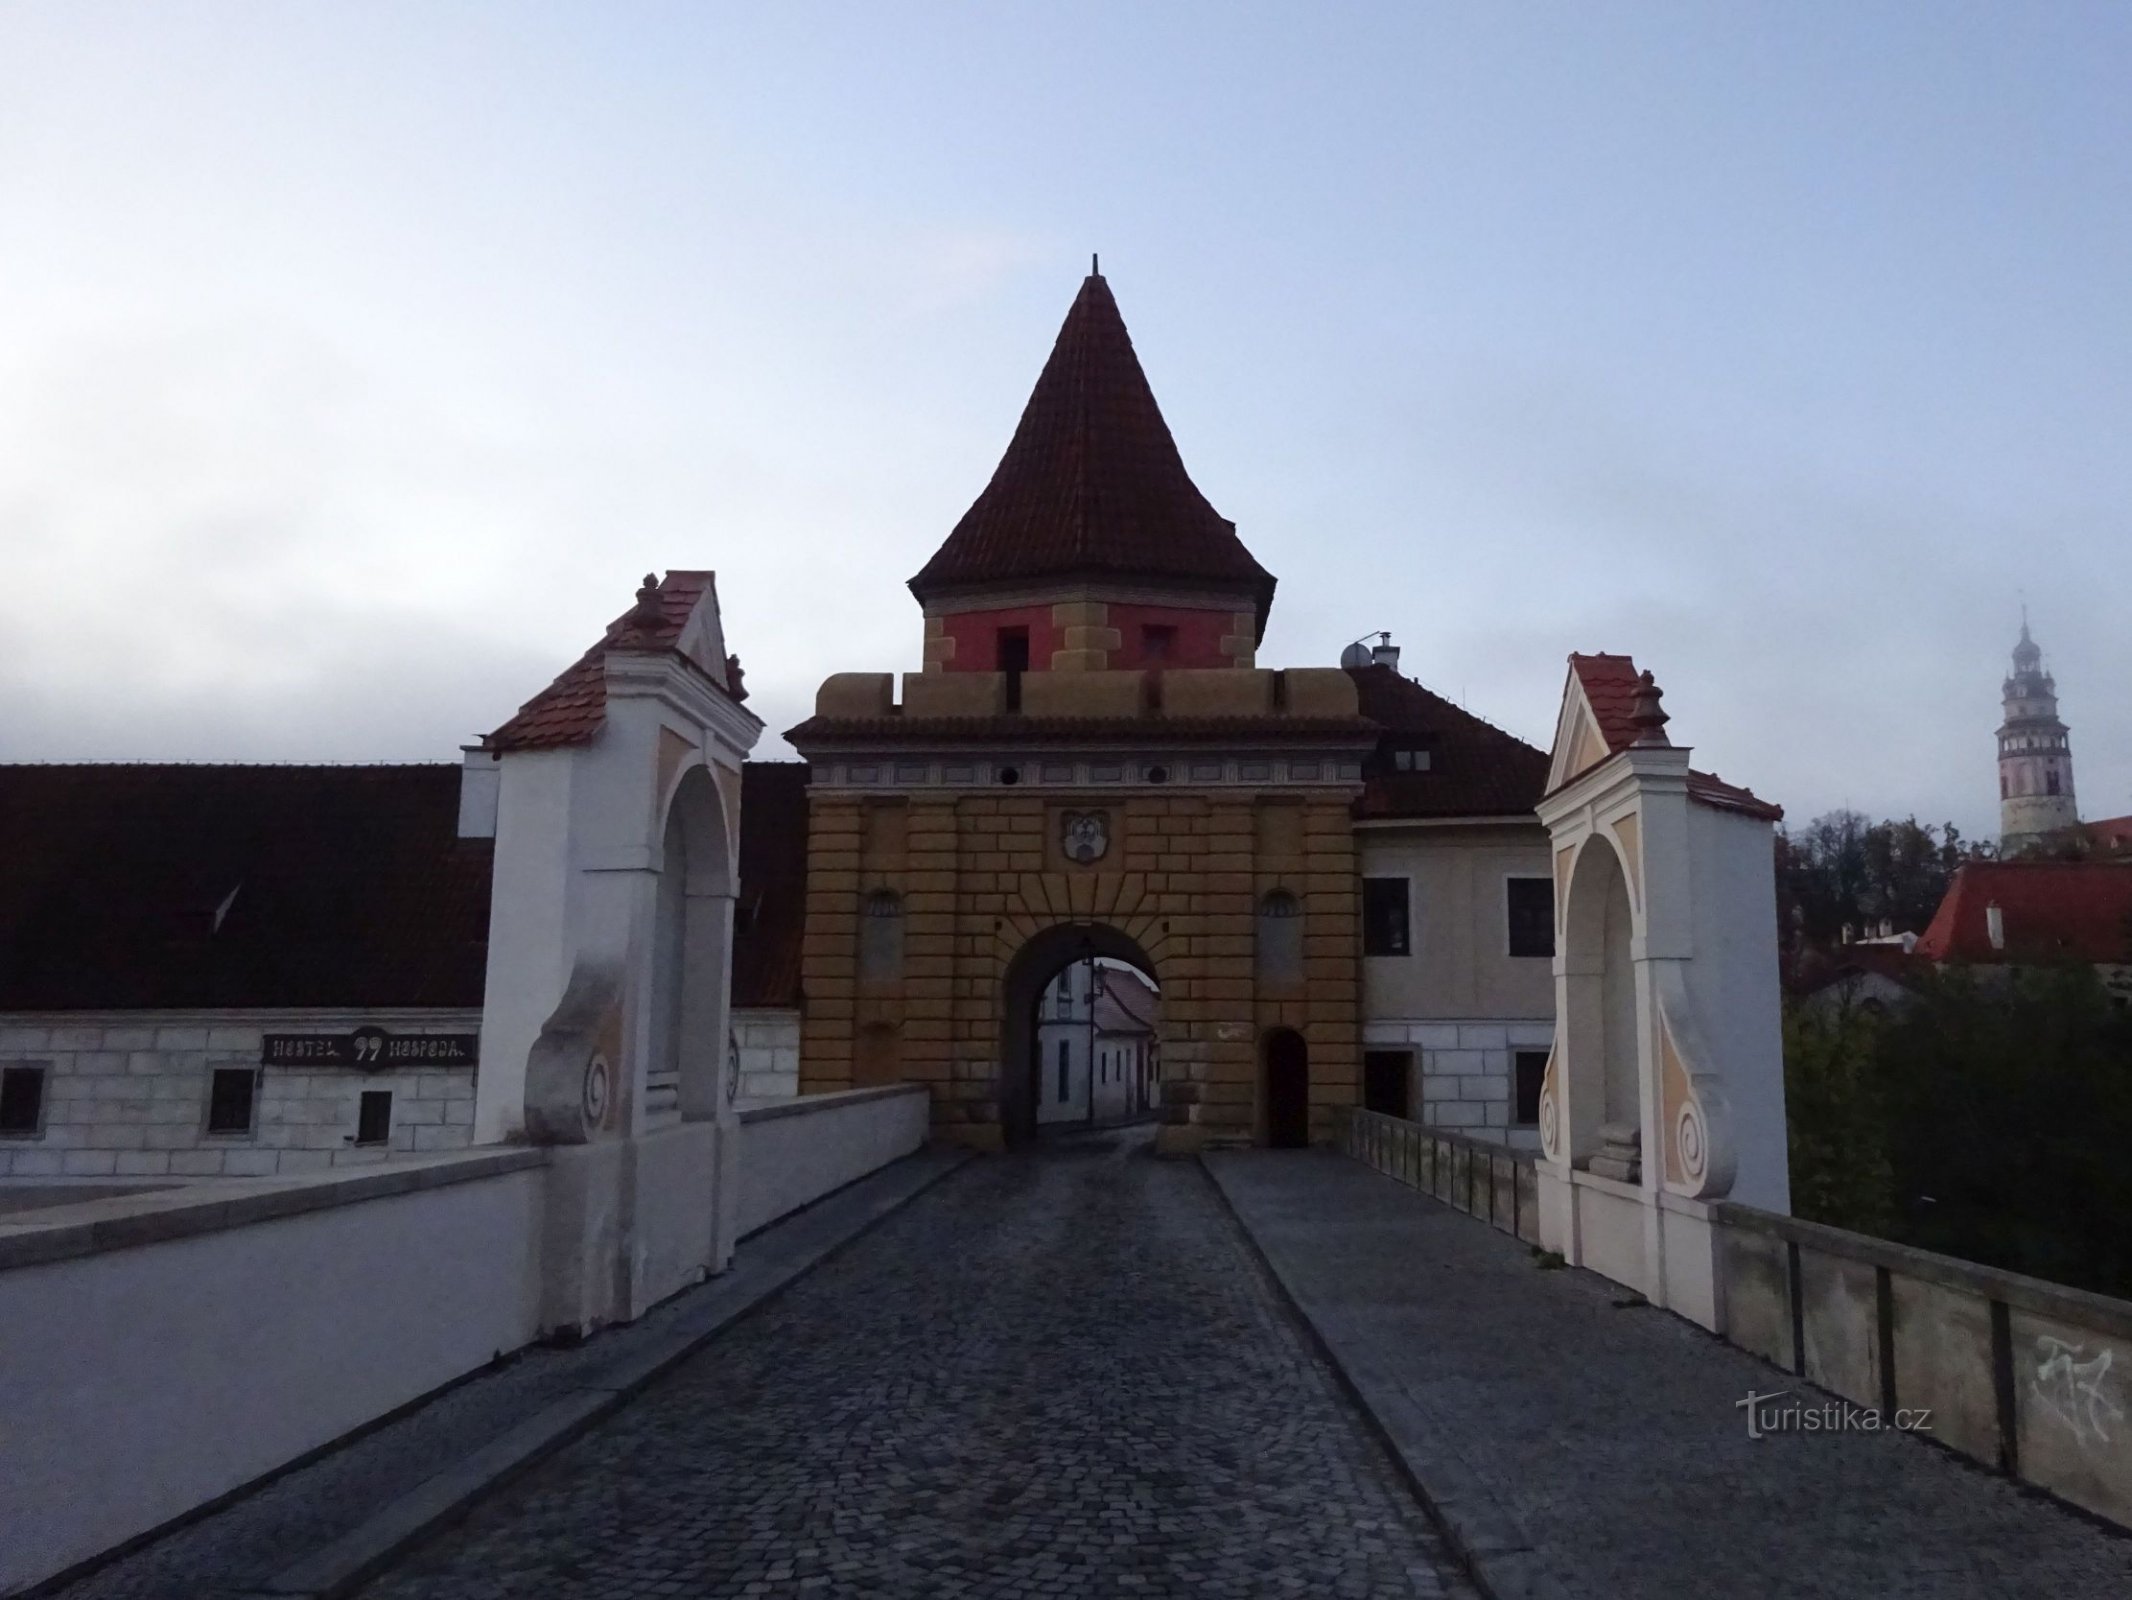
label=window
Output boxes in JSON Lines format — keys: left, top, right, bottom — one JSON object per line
{"left": 2047, "top": 769, "right": 2061, "bottom": 795}
{"left": 1257, "top": 889, "right": 1304, "bottom": 983}
{"left": 1506, "top": 877, "right": 1555, "bottom": 958}
{"left": 1362, "top": 877, "right": 1410, "bottom": 956}
{"left": 1141, "top": 624, "right": 1176, "bottom": 662}
{"left": 998, "top": 626, "right": 1029, "bottom": 712}
{"left": 207, "top": 1068, "right": 258, "bottom": 1135}
{"left": 1390, "top": 747, "right": 1431, "bottom": 772}
{"left": 1514, "top": 1051, "right": 1547, "bottom": 1126}
{"left": 1363, "top": 1051, "right": 1410, "bottom": 1118}
{"left": 858, "top": 890, "right": 905, "bottom": 981}
{"left": 1057, "top": 1040, "right": 1070, "bottom": 1102}
{"left": 1055, "top": 976, "right": 1073, "bottom": 1019}
{"left": 0, "top": 1065, "right": 47, "bottom": 1137}
{"left": 356, "top": 1090, "right": 392, "bottom": 1146}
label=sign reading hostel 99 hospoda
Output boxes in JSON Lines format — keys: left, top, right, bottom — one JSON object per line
{"left": 260, "top": 1027, "right": 478, "bottom": 1070}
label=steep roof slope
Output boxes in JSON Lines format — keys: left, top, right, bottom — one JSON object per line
{"left": 1917, "top": 861, "right": 2132, "bottom": 965}
{"left": 486, "top": 571, "right": 736, "bottom": 753}
{"left": 909, "top": 273, "right": 1275, "bottom": 626}
{"left": 1347, "top": 664, "right": 1550, "bottom": 819}
{"left": 0, "top": 765, "right": 491, "bottom": 1009}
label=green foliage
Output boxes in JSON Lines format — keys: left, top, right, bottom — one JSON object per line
{"left": 1777, "top": 810, "right": 1982, "bottom": 944}
{"left": 1786, "top": 965, "right": 2132, "bottom": 1299}
{"left": 1782, "top": 995, "right": 1896, "bottom": 1237}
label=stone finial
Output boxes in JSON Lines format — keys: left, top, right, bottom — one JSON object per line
{"left": 623, "top": 573, "right": 664, "bottom": 633}
{"left": 1629, "top": 670, "right": 1671, "bottom": 748}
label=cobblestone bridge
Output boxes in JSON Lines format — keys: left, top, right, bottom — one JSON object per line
{"left": 358, "top": 1129, "right": 1475, "bottom": 1600}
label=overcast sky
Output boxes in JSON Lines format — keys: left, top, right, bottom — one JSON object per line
{"left": 4, "top": 3, "right": 2127, "bottom": 841}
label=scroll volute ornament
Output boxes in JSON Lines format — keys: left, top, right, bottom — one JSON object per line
{"left": 1653, "top": 972, "right": 1736, "bottom": 1199}
{"left": 524, "top": 959, "right": 627, "bottom": 1145}
{"left": 1537, "top": 1041, "right": 1564, "bottom": 1164}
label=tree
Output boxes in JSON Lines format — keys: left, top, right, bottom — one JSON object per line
{"left": 1778, "top": 811, "right": 1982, "bottom": 946}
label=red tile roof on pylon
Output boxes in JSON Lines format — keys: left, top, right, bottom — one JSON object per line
{"left": 1917, "top": 861, "right": 2132, "bottom": 965}
{"left": 1568, "top": 653, "right": 1644, "bottom": 756}
{"left": 485, "top": 572, "right": 733, "bottom": 753}
{"left": 908, "top": 273, "right": 1277, "bottom": 630}
{"left": 1560, "top": 652, "right": 1782, "bottom": 821}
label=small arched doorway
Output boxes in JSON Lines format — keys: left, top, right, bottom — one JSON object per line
{"left": 997, "top": 922, "right": 1160, "bottom": 1148}
{"left": 1263, "top": 1028, "right": 1310, "bottom": 1148}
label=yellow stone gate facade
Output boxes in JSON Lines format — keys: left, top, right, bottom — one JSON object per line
{"left": 793, "top": 769, "right": 1365, "bottom": 1150}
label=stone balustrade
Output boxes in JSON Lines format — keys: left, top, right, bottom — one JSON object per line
{"left": 1342, "top": 1106, "right": 2132, "bottom": 1532}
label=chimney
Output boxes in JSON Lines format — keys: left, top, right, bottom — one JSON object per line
{"left": 1986, "top": 902, "right": 2005, "bottom": 952}
{"left": 1370, "top": 632, "right": 1400, "bottom": 671}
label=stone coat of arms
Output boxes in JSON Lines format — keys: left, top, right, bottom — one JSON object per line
{"left": 1061, "top": 811, "right": 1109, "bottom": 865}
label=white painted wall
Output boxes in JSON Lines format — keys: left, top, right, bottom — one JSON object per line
{"left": 1686, "top": 802, "right": 1790, "bottom": 1214}
{"left": 1357, "top": 825, "right": 1556, "bottom": 1021}
{"left": 1362, "top": 1018, "right": 1555, "bottom": 1149}
{"left": 0, "top": 1011, "right": 478, "bottom": 1179}
{"left": 733, "top": 1008, "right": 800, "bottom": 1099}
{"left": 733, "top": 1085, "right": 928, "bottom": 1238}
{"left": 472, "top": 751, "right": 575, "bottom": 1144}
{"left": 0, "top": 1152, "right": 545, "bottom": 1596}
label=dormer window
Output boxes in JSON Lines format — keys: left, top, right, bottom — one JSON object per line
{"left": 1388, "top": 746, "right": 1431, "bottom": 772}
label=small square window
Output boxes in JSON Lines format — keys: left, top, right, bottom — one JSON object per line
{"left": 1514, "top": 1051, "right": 1548, "bottom": 1126}
{"left": 0, "top": 1065, "right": 47, "bottom": 1137}
{"left": 1507, "top": 877, "right": 1555, "bottom": 958}
{"left": 1362, "top": 878, "right": 1411, "bottom": 956}
{"left": 356, "top": 1090, "right": 393, "bottom": 1146}
{"left": 1141, "top": 624, "right": 1176, "bottom": 662}
{"left": 206, "top": 1068, "right": 258, "bottom": 1135}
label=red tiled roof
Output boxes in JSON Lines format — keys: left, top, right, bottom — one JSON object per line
{"left": 732, "top": 763, "right": 808, "bottom": 1009}
{"left": 785, "top": 714, "right": 1377, "bottom": 748}
{"left": 908, "top": 274, "right": 1277, "bottom": 628}
{"left": 2087, "top": 814, "right": 2132, "bottom": 856}
{"left": 1346, "top": 665, "right": 1550, "bottom": 820}
{"left": 1569, "top": 653, "right": 1643, "bottom": 757}
{"left": 1687, "top": 770, "right": 1784, "bottom": 822}
{"left": 0, "top": 765, "right": 491, "bottom": 1010}
{"left": 1562, "top": 652, "right": 1782, "bottom": 821}
{"left": 486, "top": 572, "right": 730, "bottom": 753}
{"left": 1916, "top": 861, "right": 2132, "bottom": 965}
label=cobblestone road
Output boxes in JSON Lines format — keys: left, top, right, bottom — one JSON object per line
{"left": 360, "top": 1131, "right": 1474, "bottom": 1600}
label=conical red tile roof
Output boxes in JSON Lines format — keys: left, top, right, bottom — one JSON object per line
{"left": 909, "top": 273, "right": 1276, "bottom": 629}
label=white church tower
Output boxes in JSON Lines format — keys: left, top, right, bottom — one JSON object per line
{"left": 1998, "top": 615, "right": 2078, "bottom": 852}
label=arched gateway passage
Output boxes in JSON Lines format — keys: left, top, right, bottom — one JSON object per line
{"left": 998, "top": 923, "right": 1160, "bottom": 1149}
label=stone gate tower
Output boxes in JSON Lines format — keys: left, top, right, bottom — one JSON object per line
{"left": 788, "top": 270, "right": 1371, "bottom": 1151}
{"left": 1998, "top": 617, "right": 2078, "bottom": 852}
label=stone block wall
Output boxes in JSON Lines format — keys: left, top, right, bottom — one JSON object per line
{"left": 798, "top": 789, "right": 1360, "bottom": 1148}
{"left": 0, "top": 1011, "right": 479, "bottom": 1179}
{"left": 733, "top": 1007, "right": 800, "bottom": 1100}
{"left": 1363, "top": 1018, "right": 1555, "bottom": 1151}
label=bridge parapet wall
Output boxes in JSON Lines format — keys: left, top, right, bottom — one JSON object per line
{"left": 1344, "top": 1107, "right": 2132, "bottom": 1533}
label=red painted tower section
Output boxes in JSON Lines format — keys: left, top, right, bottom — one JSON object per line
{"left": 909, "top": 272, "right": 1275, "bottom": 674}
